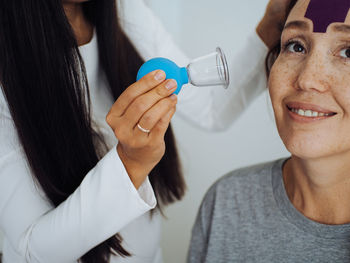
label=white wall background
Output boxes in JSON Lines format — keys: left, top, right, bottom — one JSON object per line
{"left": 0, "top": 1, "right": 291, "bottom": 262}
{"left": 145, "top": 0, "right": 290, "bottom": 263}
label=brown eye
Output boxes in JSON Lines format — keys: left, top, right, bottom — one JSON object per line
{"left": 287, "top": 42, "right": 305, "bottom": 53}
{"left": 340, "top": 48, "right": 350, "bottom": 58}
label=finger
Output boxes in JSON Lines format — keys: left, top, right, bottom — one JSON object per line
{"left": 134, "top": 94, "right": 178, "bottom": 136}
{"left": 122, "top": 79, "right": 177, "bottom": 127}
{"left": 110, "top": 70, "right": 166, "bottom": 117}
{"left": 107, "top": 79, "right": 176, "bottom": 136}
{"left": 149, "top": 101, "right": 177, "bottom": 140}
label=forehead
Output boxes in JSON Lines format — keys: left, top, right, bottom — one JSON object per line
{"left": 286, "top": 0, "right": 350, "bottom": 32}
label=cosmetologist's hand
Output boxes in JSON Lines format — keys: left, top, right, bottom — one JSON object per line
{"left": 106, "top": 70, "right": 177, "bottom": 189}
{"left": 256, "top": 0, "right": 293, "bottom": 49}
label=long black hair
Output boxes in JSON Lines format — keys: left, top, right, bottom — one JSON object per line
{"left": 0, "top": 0, "right": 185, "bottom": 262}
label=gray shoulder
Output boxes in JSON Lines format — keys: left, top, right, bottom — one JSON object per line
{"left": 215, "top": 161, "right": 277, "bottom": 191}
{"left": 201, "top": 160, "right": 283, "bottom": 210}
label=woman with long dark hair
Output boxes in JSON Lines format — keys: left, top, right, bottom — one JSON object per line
{"left": 0, "top": 0, "right": 289, "bottom": 262}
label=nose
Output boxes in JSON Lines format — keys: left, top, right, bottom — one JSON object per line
{"left": 296, "top": 51, "right": 331, "bottom": 93}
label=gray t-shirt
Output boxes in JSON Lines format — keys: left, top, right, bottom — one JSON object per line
{"left": 187, "top": 159, "right": 350, "bottom": 263}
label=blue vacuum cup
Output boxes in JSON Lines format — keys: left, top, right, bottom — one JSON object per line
{"left": 136, "top": 47, "right": 230, "bottom": 95}
{"left": 136, "top": 58, "right": 189, "bottom": 95}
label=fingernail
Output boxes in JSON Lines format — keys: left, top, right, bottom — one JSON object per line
{"left": 165, "top": 80, "right": 177, "bottom": 90}
{"left": 154, "top": 70, "right": 165, "bottom": 81}
{"left": 170, "top": 94, "right": 177, "bottom": 100}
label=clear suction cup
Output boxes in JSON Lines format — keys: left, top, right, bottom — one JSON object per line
{"left": 186, "top": 47, "right": 229, "bottom": 89}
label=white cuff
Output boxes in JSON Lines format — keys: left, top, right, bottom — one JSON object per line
{"left": 109, "top": 146, "right": 157, "bottom": 209}
{"left": 137, "top": 177, "right": 157, "bottom": 208}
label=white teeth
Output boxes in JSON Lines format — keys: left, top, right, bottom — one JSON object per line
{"left": 297, "top": 109, "right": 304, "bottom": 116}
{"left": 289, "top": 108, "right": 333, "bottom": 117}
{"left": 305, "top": 110, "right": 312, "bottom": 117}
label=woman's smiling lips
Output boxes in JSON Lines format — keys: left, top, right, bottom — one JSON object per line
{"left": 285, "top": 101, "right": 337, "bottom": 123}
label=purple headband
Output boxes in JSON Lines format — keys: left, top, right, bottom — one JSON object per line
{"left": 305, "top": 0, "right": 350, "bottom": 33}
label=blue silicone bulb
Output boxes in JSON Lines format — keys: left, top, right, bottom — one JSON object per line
{"left": 136, "top": 58, "right": 189, "bottom": 95}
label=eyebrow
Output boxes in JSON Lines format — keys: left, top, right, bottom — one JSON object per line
{"left": 284, "top": 20, "right": 310, "bottom": 31}
{"left": 284, "top": 20, "right": 350, "bottom": 34}
{"left": 331, "top": 24, "right": 350, "bottom": 33}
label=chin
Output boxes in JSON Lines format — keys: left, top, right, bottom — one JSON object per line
{"left": 282, "top": 135, "right": 339, "bottom": 160}
{"left": 276, "top": 120, "right": 339, "bottom": 159}
{"left": 286, "top": 146, "right": 327, "bottom": 160}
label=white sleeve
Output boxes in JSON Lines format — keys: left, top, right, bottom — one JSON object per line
{"left": 118, "top": 0, "right": 269, "bottom": 131}
{"left": 0, "top": 99, "right": 156, "bottom": 262}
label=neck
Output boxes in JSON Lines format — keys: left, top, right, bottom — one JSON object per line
{"left": 63, "top": 2, "right": 93, "bottom": 46}
{"left": 284, "top": 153, "right": 350, "bottom": 225}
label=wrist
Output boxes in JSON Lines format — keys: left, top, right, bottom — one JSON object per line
{"left": 116, "top": 144, "right": 149, "bottom": 189}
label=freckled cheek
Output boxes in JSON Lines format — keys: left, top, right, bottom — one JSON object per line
{"left": 268, "top": 64, "right": 294, "bottom": 112}
{"left": 328, "top": 72, "right": 350, "bottom": 117}
{"left": 335, "top": 91, "right": 350, "bottom": 118}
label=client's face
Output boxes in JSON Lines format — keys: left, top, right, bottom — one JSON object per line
{"left": 269, "top": 0, "right": 350, "bottom": 160}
